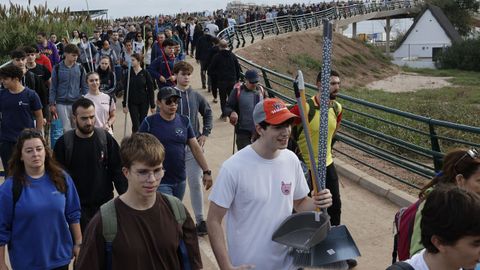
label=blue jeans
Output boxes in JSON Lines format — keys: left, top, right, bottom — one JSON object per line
{"left": 158, "top": 181, "right": 187, "bottom": 201}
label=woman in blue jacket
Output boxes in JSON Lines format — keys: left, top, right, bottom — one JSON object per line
{"left": 0, "top": 129, "right": 82, "bottom": 270}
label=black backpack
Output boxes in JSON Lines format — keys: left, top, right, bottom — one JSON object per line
{"left": 62, "top": 127, "right": 108, "bottom": 168}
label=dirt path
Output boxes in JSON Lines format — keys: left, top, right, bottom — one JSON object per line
{"left": 366, "top": 72, "right": 452, "bottom": 92}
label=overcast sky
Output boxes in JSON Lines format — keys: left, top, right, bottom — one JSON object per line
{"left": 5, "top": 0, "right": 321, "bottom": 18}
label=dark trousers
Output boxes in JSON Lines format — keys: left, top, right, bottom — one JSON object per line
{"left": 129, "top": 103, "right": 148, "bottom": 133}
{"left": 306, "top": 163, "right": 341, "bottom": 225}
{"left": 200, "top": 60, "right": 208, "bottom": 88}
{"left": 217, "top": 81, "right": 234, "bottom": 117}
{"left": 0, "top": 141, "right": 15, "bottom": 176}
{"left": 325, "top": 163, "right": 341, "bottom": 226}
{"left": 236, "top": 132, "right": 252, "bottom": 151}
{"left": 211, "top": 80, "right": 218, "bottom": 99}
{"left": 80, "top": 205, "right": 100, "bottom": 232}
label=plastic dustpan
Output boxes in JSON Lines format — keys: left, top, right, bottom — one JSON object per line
{"left": 272, "top": 211, "right": 331, "bottom": 250}
{"left": 291, "top": 225, "right": 361, "bottom": 267}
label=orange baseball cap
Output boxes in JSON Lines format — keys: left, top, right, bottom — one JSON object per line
{"left": 253, "top": 98, "right": 298, "bottom": 125}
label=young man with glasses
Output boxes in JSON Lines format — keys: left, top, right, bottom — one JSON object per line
{"left": 208, "top": 98, "right": 333, "bottom": 270}
{"left": 225, "top": 69, "right": 267, "bottom": 150}
{"left": 76, "top": 132, "right": 202, "bottom": 269}
{"left": 139, "top": 87, "right": 213, "bottom": 200}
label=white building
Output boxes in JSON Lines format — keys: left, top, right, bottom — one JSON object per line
{"left": 393, "top": 5, "right": 461, "bottom": 68}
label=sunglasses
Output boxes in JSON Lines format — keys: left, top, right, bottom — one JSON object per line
{"left": 165, "top": 98, "right": 180, "bottom": 105}
{"left": 454, "top": 148, "right": 479, "bottom": 171}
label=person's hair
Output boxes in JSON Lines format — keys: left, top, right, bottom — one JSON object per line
{"left": 0, "top": 65, "right": 24, "bottom": 81}
{"left": 162, "top": 38, "right": 177, "bottom": 47}
{"left": 212, "top": 37, "right": 220, "bottom": 45}
{"left": 64, "top": 44, "right": 80, "bottom": 55}
{"left": 316, "top": 70, "right": 340, "bottom": 83}
{"left": 258, "top": 121, "right": 270, "bottom": 130}
{"left": 86, "top": 71, "right": 99, "bottom": 81}
{"left": 36, "top": 32, "right": 47, "bottom": 38}
{"left": 8, "top": 129, "right": 66, "bottom": 193}
{"left": 23, "top": 45, "right": 39, "bottom": 54}
{"left": 10, "top": 48, "right": 26, "bottom": 59}
{"left": 173, "top": 61, "right": 193, "bottom": 74}
{"left": 131, "top": 53, "right": 142, "bottom": 64}
{"left": 98, "top": 55, "right": 113, "bottom": 71}
{"left": 72, "top": 29, "right": 80, "bottom": 37}
{"left": 72, "top": 97, "right": 95, "bottom": 115}
{"left": 420, "top": 148, "right": 480, "bottom": 198}
{"left": 421, "top": 185, "right": 480, "bottom": 253}
{"left": 120, "top": 133, "right": 165, "bottom": 169}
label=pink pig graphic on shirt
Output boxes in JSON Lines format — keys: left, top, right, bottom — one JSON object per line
{"left": 281, "top": 181, "right": 292, "bottom": 195}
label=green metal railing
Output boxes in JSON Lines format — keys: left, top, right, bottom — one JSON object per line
{"left": 218, "top": 2, "right": 480, "bottom": 190}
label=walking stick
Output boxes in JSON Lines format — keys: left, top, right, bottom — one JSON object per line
{"left": 123, "top": 61, "right": 132, "bottom": 137}
{"left": 232, "top": 131, "right": 236, "bottom": 155}
{"left": 87, "top": 40, "right": 95, "bottom": 72}
{"left": 143, "top": 25, "right": 146, "bottom": 69}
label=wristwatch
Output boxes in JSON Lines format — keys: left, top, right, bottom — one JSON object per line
{"left": 203, "top": 170, "right": 212, "bottom": 176}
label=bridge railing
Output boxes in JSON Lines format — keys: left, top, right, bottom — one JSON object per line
{"left": 219, "top": 0, "right": 480, "bottom": 190}
{"left": 236, "top": 57, "right": 480, "bottom": 189}
{"left": 218, "top": 0, "right": 418, "bottom": 49}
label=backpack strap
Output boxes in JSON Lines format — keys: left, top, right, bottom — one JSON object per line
{"left": 64, "top": 128, "right": 107, "bottom": 168}
{"left": 234, "top": 82, "right": 243, "bottom": 101}
{"left": 292, "top": 98, "right": 315, "bottom": 142}
{"left": 100, "top": 198, "right": 117, "bottom": 270}
{"left": 12, "top": 179, "right": 23, "bottom": 206}
{"left": 163, "top": 193, "right": 187, "bottom": 225}
{"left": 63, "top": 129, "right": 76, "bottom": 167}
{"left": 54, "top": 63, "right": 84, "bottom": 90}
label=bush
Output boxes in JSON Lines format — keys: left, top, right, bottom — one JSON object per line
{"left": 0, "top": 2, "right": 104, "bottom": 64}
{"left": 436, "top": 38, "right": 480, "bottom": 71}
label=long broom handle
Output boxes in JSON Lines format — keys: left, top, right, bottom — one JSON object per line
{"left": 317, "top": 20, "right": 333, "bottom": 191}
{"left": 123, "top": 61, "right": 132, "bottom": 137}
{"left": 294, "top": 72, "right": 320, "bottom": 212}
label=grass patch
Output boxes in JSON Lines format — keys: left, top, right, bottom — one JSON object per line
{"left": 340, "top": 69, "right": 480, "bottom": 153}
{"left": 288, "top": 53, "right": 322, "bottom": 70}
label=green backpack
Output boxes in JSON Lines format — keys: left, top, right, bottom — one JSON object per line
{"left": 100, "top": 194, "right": 190, "bottom": 270}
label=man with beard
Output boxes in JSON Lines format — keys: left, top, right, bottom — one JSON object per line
{"left": 290, "top": 70, "right": 343, "bottom": 226}
{"left": 54, "top": 98, "right": 127, "bottom": 231}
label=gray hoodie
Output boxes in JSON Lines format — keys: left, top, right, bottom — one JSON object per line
{"left": 175, "top": 86, "right": 213, "bottom": 137}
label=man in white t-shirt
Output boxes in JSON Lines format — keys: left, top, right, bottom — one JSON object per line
{"left": 208, "top": 98, "right": 333, "bottom": 270}
{"left": 84, "top": 72, "right": 116, "bottom": 134}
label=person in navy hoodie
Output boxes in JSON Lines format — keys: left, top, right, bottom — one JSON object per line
{"left": 0, "top": 65, "right": 44, "bottom": 176}
{"left": 0, "top": 129, "right": 82, "bottom": 270}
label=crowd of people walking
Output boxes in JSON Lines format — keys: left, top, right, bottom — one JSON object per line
{"left": 0, "top": 2, "right": 479, "bottom": 270}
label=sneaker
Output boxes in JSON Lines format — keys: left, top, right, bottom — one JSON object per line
{"left": 202, "top": 84, "right": 206, "bottom": 89}
{"left": 213, "top": 98, "right": 218, "bottom": 103}
{"left": 196, "top": 221, "right": 208, "bottom": 236}
{"left": 346, "top": 259, "right": 357, "bottom": 269}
